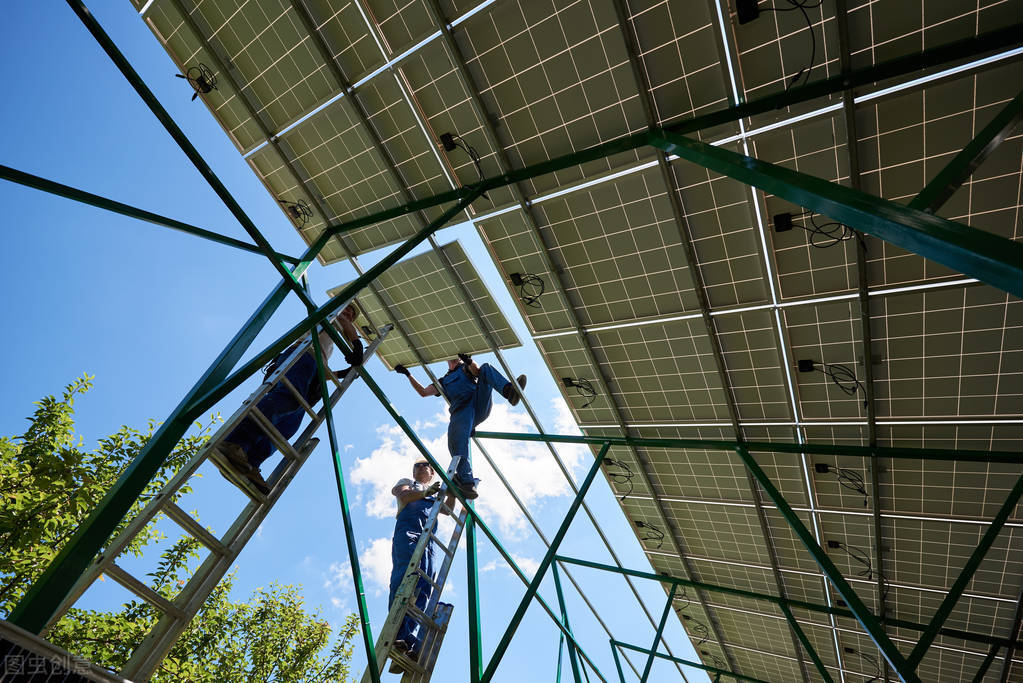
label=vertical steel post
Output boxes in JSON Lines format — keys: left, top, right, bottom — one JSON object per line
{"left": 466, "top": 505, "right": 483, "bottom": 683}
{"left": 9, "top": 233, "right": 329, "bottom": 633}
{"left": 906, "top": 472, "right": 1023, "bottom": 670}
{"left": 731, "top": 446, "right": 918, "bottom": 683}
{"left": 479, "top": 442, "right": 612, "bottom": 683}
{"left": 553, "top": 563, "right": 583, "bottom": 683}
{"left": 780, "top": 603, "right": 834, "bottom": 683}
{"left": 311, "top": 317, "right": 380, "bottom": 683}
{"left": 610, "top": 640, "right": 627, "bottom": 683}
{"left": 640, "top": 584, "right": 678, "bottom": 683}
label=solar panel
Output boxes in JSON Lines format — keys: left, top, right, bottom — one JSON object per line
{"left": 326, "top": 239, "right": 520, "bottom": 368}
{"left": 133, "top": 0, "right": 1023, "bottom": 679}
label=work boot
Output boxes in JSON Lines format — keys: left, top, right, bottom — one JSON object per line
{"left": 220, "top": 442, "right": 252, "bottom": 474}
{"left": 455, "top": 478, "right": 479, "bottom": 500}
{"left": 502, "top": 375, "right": 527, "bottom": 406}
{"left": 388, "top": 661, "right": 405, "bottom": 674}
{"left": 246, "top": 468, "right": 271, "bottom": 495}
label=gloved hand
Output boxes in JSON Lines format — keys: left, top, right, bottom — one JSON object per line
{"left": 394, "top": 364, "right": 410, "bottom": 376}
{"left": 424, "top": 481, "right": 442, "bottom": 497}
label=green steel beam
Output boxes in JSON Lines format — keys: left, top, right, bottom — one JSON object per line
{"left": 997, "top": 582, "right": 1023, "bottom": 683}
{"left": 480, "top": 443, "right": 612, "bottom": 683}
{"left": 640, "top": 584, "right": 677, "bottom": 683}
{"left": 554, "top": 556, "right": 1021, "bottom": 651}
{"left": 731, "top": 446, "right": 916, "bottom": 682}
{"left": 311, "top": 323, "right": 380, "bottom": 683}
{"left": 66, "top": 0, "right": 304, "bottom": 293}
{"left": 9, "top": 232, "right": 329, "bottom": 632}
{"left": 971, "top": 645, "right": 1000, "bottom": 683}
{"left": 320, "top": 25, "right": 1023, "bottom": 241}
{"left": 650, "top": 131, "right": 1023, "bottom": 300}
{"left": 474, "top": 431, "right": 1023, "bottom": 465}
{"left": 610, "top": 641, "right": 627, "bottom": 683}
{"left": 0, "top": 164, "right": 300, "bottom": 264}
{"left": 553, "top": 563, "right": 583, "bottom": 683}
{"left": 612, "top": 641, "right": 769, "bottom": 683}
{"left": 909, "top": 89, "right": 1023, "bottom": 213}
{"left": 780, "top": 603, "right": 833, "bottom": 683}
{"left": 906, "top": 472, "right": 1023, "bottom": 670}
{"left": 183, "top": 194, "right": 478, "bottom": 419}
{"left": 467, "top": 508, "right": 483, "bottom": 683}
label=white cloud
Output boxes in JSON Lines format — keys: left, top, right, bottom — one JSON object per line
{"left": 351, "top": 397, "right": 587, "bottom": 539}
{"left": 361, "top": 536, "right": 394, "bottom": 596}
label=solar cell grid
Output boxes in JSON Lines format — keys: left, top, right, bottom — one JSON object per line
{"left": 715, "top": 605, "right": 798, "bottom": 658}
{"left": 187, "top": 0, "right": 341, "bottom": 136}
{"left": 299, "top": 0, "right": 383, "bottom": 83}
{"left": 588, "top": 321, "right": 731, "bottom": 423}
{"left": 726, "top": 641, "right": 805, "bottom": 682}
{"left": 622, "top": 0, "right": 733, "bottom": 131}
{"left": 641, "top": 447, "right": 754, "bottom": 501}
{"left": 398, "top": 41, "right": 520, "bottom": 209}
{"left": 533, "top": 166, "right": 703, "bottom": 327}
{"left": 763, "top": 507, "right": 827, "bottom": 574}
{"left": 662, "top": 499, "right": 773, "bottom": 565}
{"left": 362, "top": 0, "right": 435, "bottom": 57}
{"left": 539, "top": 339, "right": 618, "bottom": 423}
{"left": 668, "top": 154, "right": 769, "bottom": 307}
{"left": 784, "top": 300, "right": 867, "bottom": 421}
{"left": 326, "top": 240, "right": 520, "bottom": 366}
{"left": 713, "top": 309, "right": 792, "bottom": 420}
{"left": 145, "top": 2, "right": 268, "bottom": 151}
{"left": 688, "top": 556, "right": 781, "bottom": 597}
{"left": 453, "top": 0, "right": 651, "bottom": 197}
{"left": 871, "top": 286, "right": 1023, "bottom": 420}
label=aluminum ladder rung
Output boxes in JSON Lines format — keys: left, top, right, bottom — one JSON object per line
{"left": 162, "top": 502, "right": 227, "bottom": 555}
{"left": 413, "top": 569, "right": 443, "bottom": 593}
{"left": 248, "top": 407, "right": 303, "bottom": 461}
{"left": 279, "top": 376, "right": 318, "bottom": 420}
{"left": 105, "top": 564, "right": 185, "bottom": 621}
{"left": 426, "top": 532, "right": 454, "bottom": 558}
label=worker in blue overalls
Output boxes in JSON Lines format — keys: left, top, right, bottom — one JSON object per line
{"left": 220, "top": 304, "right": 363, "bottom": 493}
{"left": 388, "top": 458, "right": 442, "bottom": 672}
{"left": 394, "top": 354, "right": 525, "bottom": 499}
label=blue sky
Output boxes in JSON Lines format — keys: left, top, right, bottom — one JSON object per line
{"left": 1, "top": 2, "right": 706, "bottom": 680}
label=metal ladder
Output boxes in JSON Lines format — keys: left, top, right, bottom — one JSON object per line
{"left": 362, "top": 457, "right": 470, "bottom": 683}
{"left": 43, "top": 313, "right": 392, "bottom": 681}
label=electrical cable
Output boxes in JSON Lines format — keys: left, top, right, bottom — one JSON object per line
{"left": 446, "top": 132, "right": 489, "bottom": 201}
{"left": 800, "top": 359, "right": 868, "bottom": 407}
{"left": 844, "top": 647, "right": 882, "bottom": 683}
{"left": 815, "top": 463, "right": 868, "bottom": 507}
{"left": 829, "top": 540, "right": 890, "bottom": 601}
{"left": 510, "top": 272, "right": 545, "bottom": 308}
{"left": 680, "top": 614, "right": 710, "bottom": 646}
{"left": 604, "top": 457, "right": 635, "bottom": 501}
{"left": 563, "top": 377, "right": 597, "bottom": 408}
{"left": 759, "top": 0, "right": 822, "bottom": 91}
{"left": 635, "top": 520, "right": 665, "bottom": 549}
{"left": 788, "top": 209, "right": 867, "bottom": 250}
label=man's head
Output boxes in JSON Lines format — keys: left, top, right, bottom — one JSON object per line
{"left": 340, "top": 303, "right": 358, "bottom": 322}
{"left": 412, "top": 459, "right": 434, "bottom": 484}
{"left": 446, "top": 358, "right": 462, "bottom": 371}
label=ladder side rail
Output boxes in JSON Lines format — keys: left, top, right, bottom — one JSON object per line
{"left": 247, "top": 406, "right": 304, "bottom": 461}
{"left": 121, "top": 325, "right": 389, "bottom": 679}
{"left": 39, "top": 323, "right": 342, "bottom": 632}
{"left": 424, "top": 507, "right": 470, "bottom": 615}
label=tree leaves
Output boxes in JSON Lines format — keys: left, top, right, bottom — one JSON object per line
{"left": 2, "top": 376, "right": 358, "bottom": 681}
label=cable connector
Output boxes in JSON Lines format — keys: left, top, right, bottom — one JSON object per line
{"left": 773, "top": 212, "right": 794, "bottom": 232}
{"left": 827, "top": 540, "right": 841, "bottom": 549}
{"left": 736, "top": 0, "right": 760, "bottom": 24}
{"left": 814, "top": 463, "right": 830, "bottom": 474}
{"left": 439, "top": 132, "right": 457, "bottom": 151}
{"left": 798, "top": 359, "right": 816, "bottom": 373}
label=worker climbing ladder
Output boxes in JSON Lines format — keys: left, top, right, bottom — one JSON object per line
{"left": 362, "top": 456, "right": 471, "bottom": 683}
{"left": 39, "top": 309, "right": 393, "bottom": 681}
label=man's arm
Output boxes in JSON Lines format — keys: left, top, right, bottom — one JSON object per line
{"left": 394, "top": 365, "right": 439, "bottom": 397}
{"left": 337, "top": 316, "right": 364, "bottom": 366}
{"left": 393, "top": 481, "right": 440, "bottom": 504}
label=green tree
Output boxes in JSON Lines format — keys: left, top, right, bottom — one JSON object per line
{"left": 1, "top": 376, "right": 358, "bottom": 681}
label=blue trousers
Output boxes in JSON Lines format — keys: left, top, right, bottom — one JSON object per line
{"left": 225, "top": 351, "right": 319, "bottom": 468}
{"left": 441, "top": 363, "right": 511, "bottom": 483}
{"left": 389, "top": 497, "right": 436, "bottom": 650}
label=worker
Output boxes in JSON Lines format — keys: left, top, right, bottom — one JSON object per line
{"left": 388, "top": 458, "right": 442, "bottom": 672}
{"left": 394, "top": 354, "right": 525, "bottom": 499}
{"left": 220, "top": 304, "right": 363, "bottom": 493}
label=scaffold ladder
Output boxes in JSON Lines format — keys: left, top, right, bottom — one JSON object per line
{"left": 42, "top": 313, "right": 392, "bottom": 681}
{"left": 362, "top": 457, "right": 470, "bottom": 683}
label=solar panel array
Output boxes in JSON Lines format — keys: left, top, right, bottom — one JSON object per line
{"left": 134, "top": 0, "right": 1023, "bottom": 680}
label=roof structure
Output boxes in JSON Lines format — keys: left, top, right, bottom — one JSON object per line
{"left": 13, "top": 0, "right": 1022, "bottom": 681}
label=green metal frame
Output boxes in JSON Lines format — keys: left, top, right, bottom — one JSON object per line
{"left": 553, "top": 563, "right": 583, "bottom": 683}
{"left": 612, "top": 641, "right": 770, "bottom": 683}
{"left": 640, "top": 584, "right": 677, "bottom": 683}
{"left": 9, "top": 2, "right": 1023, "bottom": 680}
